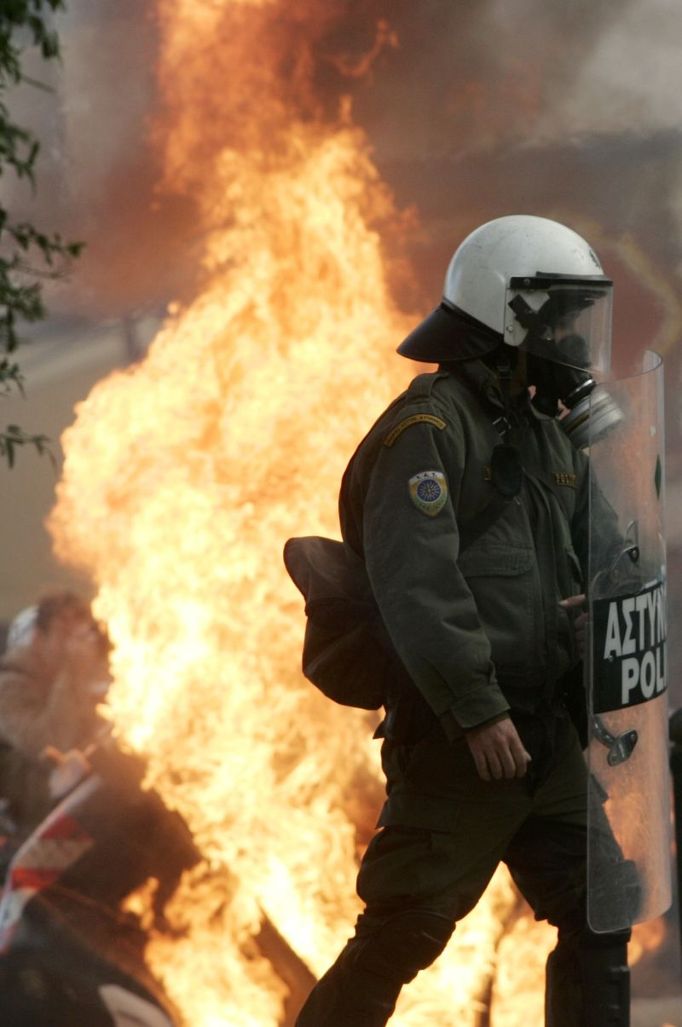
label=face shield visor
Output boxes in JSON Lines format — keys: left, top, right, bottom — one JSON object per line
{"left": 504, "top": 274, "right": 620, "bottom": 448}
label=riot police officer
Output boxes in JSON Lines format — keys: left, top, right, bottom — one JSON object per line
{"left": 294, "top": 216, "right": 633, "bottom": 1026}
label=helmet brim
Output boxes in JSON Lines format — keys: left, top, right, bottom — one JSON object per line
{"left": 397, "top": 302, "right": 503, "bottom": 363}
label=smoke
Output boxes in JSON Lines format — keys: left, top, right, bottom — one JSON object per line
{"left": 9, "top": 0, "right": 682, "bottom": 341}
{"left": 4, "top": 0, "right": 199, "bottom": 319}
{"left": 528, "top": 0, "right": 682, "bottom": 142}
{"left": 7, "top": 0, "right": 411, "bottom": 319}
{"left": 345, "top": 0, "right": 682, "bottom": 308}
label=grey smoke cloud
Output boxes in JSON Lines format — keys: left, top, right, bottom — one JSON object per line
{"left": 6, "top": 0, "right": 682, "bottom": 347}
{"left": 526, "top": 0, "right": 682, "bottom": 141}
{"left": 58, "top": 1, "right": 155, "bottom": 204}
{"left": 5, "top": 0, "right": 200, "bottom": 320}
{"left": 337, "top": 0, "right": 682, "bottom": 354}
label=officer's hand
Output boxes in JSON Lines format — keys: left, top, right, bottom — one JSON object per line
{"left": 464, "top": 715, "right": 531, "bottom": 781}
{"left": 559, "top": 593, "right": 588, "bottom": 657}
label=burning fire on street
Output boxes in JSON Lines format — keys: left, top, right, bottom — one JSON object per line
{"left": 48, "top": 1, "right": 675, "bottom": 1024}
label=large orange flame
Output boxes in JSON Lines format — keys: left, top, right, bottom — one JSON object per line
{"left": 47, "top": 2, "right": 667, "bottom": 1023}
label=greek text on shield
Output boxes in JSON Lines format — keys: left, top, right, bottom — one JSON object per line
{"left": 591, "top": 579, "right": 667, "bottom": 714}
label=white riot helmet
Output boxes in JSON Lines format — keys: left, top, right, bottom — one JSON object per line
{"left": 398, "top": 214, "right": 620, "bottom": 447}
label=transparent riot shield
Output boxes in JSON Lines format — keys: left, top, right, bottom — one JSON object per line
{"left": 587, "top": 350, "right": 672, "bottom": 933}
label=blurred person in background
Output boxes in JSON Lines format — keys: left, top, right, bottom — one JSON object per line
{"left": 0, "top": 590, "right": 111, "bottom": 862}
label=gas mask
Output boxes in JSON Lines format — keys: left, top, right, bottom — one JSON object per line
{"left": 525, "top": 338, "right": 624, "bottom": 449}
{"left": 505, "top": 275, "right": 623, "bottom": 450}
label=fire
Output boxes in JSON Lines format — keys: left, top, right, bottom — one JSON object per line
{"left": 45, "top": 3, "right": 665, "bottom": 1025}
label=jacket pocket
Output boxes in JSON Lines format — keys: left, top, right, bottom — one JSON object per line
{"left": 457, "top": 543, "right": 540, "bottom": 672}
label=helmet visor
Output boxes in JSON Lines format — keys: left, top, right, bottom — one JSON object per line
{"left": 505, "top": 274, "right": 613, "bottom": 375}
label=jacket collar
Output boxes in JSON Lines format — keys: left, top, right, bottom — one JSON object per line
{"left": 449, "top": 358, "right": 510, "bottom": 412}
{"left": 449, "top": 358, "right": 554, "bottom": 433}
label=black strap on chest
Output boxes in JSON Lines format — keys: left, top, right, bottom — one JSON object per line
{"left": 458, "top": 490, "right": 511, "bottom": 553}
{"left": 457, "top": 413, "right": 523, "bottom": 554}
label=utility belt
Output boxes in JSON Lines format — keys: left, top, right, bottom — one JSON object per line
{"left": 380, "top": 666, "right": 584, "bottom": 748}
{"left": 499, "top": 675, "right": 562, "bottom": 714}
{"left": 500, "top": 668, "right": 588, "bottom": 755}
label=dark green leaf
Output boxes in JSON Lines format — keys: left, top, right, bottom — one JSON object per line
{"left": 0, "top": 0, "right": 79, "bottom": 468}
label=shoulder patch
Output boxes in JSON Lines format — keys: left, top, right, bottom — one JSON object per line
{"left": 384, "top": 413, "right": 447, "bottom": 448}
{"left": 408, "top": 470, "right": 449, "bottom": 516}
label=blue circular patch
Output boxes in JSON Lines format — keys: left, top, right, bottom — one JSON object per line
{"left": 409, "top": 470, "right": 448, "bottom": 517}
{"left": 417, "top": 479, "right": 442, "bottom": 503}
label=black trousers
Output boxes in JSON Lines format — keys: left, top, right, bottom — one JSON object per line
{"left": 296, "top": 719, "right": 632, "bottom": 1026}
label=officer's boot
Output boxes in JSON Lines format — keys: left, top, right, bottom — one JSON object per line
{"left": 545, "top": 928, "right": 630, "bottom": 1027}
{"left": 577, "top": 932, "right": 630, "bottom": 1027}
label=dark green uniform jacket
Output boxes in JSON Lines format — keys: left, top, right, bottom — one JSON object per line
{"left": 339, "top": 360, "right": 589, "bottom": 738}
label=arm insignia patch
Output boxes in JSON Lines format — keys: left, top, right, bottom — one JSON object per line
{"left": 408, "top": 470, "right": 449, "bottom": 516}
{"left": 384, "top": 414, "right": 447, "bottom": 447}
